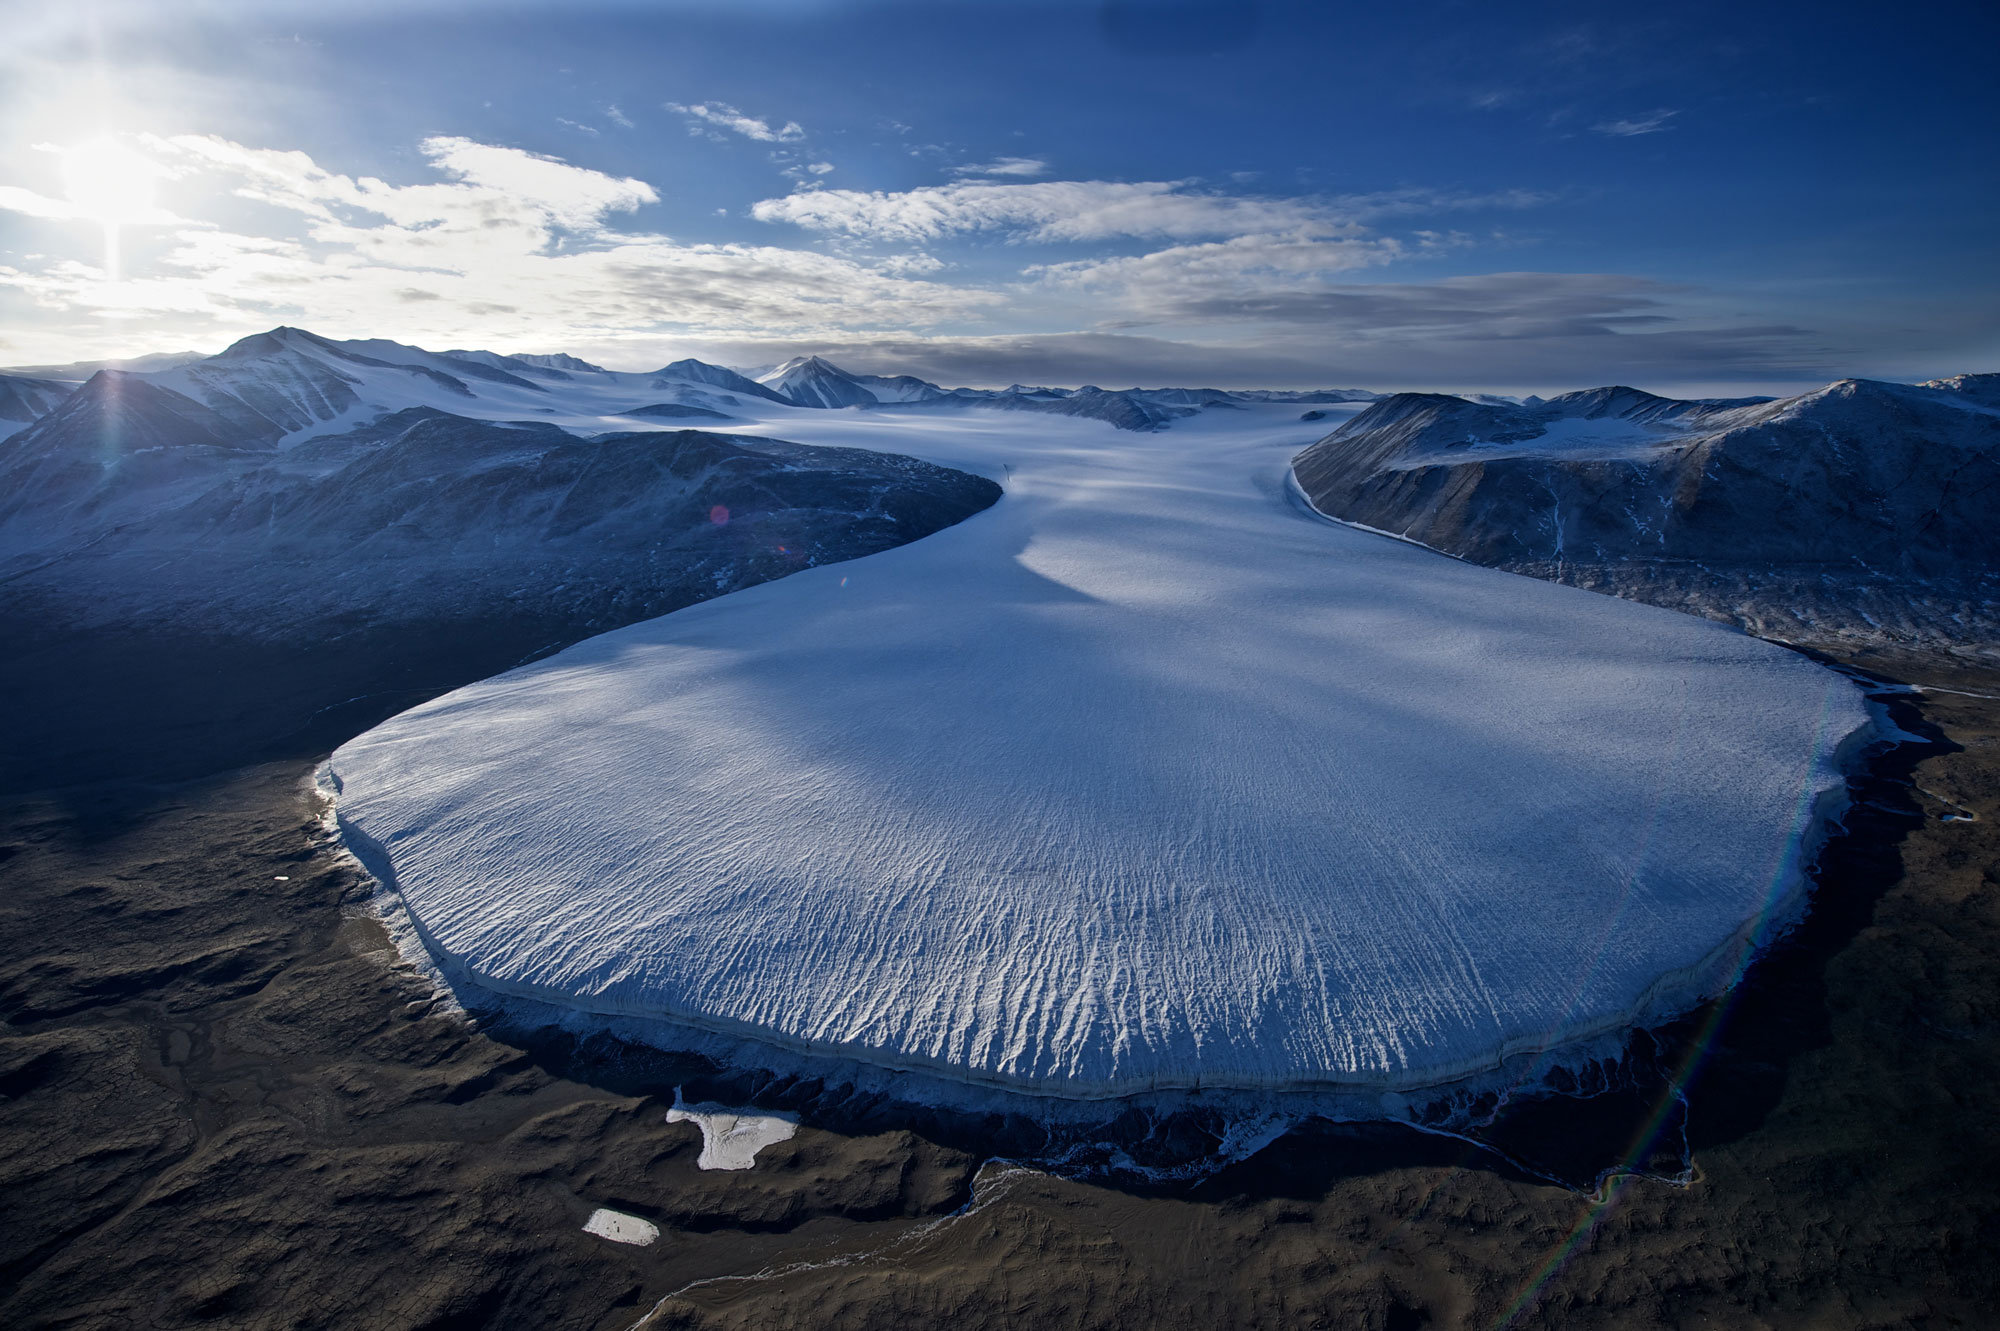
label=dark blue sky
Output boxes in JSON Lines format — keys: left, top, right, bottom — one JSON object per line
{"left": 3, "top": 0, "right": 1994, "bottom": 392}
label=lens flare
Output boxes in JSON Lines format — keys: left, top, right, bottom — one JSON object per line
{"left": 60, "top": 139, "right": 160, "bottom": 226}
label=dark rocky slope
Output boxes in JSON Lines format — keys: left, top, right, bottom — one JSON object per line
{"left": 1292, "top": 375, "right": 2000, "bottom": 659}
{"left": 3, "top": 404, "right": 1000, "bottom": 638}
{"left": 0, "top": 373, "right": 74, "bottom": 435}
{"left": 0, "top": 402, "right": 1000, "bottom": 789}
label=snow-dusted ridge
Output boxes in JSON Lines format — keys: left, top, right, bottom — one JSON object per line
{"left": 1290, "top": 377, "right": 2000, "bottom": 657}
{"left": 2, "top": 326, "right": 1379, "bottom": 443}
{"left": 327, "top": 403, "right": 1877, "bottom": 1102}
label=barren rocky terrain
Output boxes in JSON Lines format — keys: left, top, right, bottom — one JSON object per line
{"left": 2, "top": 626, "right": 1994, "bottom": 1329}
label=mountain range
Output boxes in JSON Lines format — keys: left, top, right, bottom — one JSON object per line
{"left": 0, "top": 324, "right": 1385, "bottom": 640}
{"left": 0, "top": 326, "right": 1380, "bottom": 451}
{"left": 0, "top": 328, "right": 1032, "bottom": 786}
{"left": 3, "top": 324, "right": 1992, "bottom": 676}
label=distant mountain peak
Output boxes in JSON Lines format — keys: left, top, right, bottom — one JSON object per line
{"left": 1542, "top": 385, "right": 1671, "bottom": 417}
{"left": 510, "top": 352, "right": 605, "bottom": 374}
{"left": 768, "top": 354, "right": 843, "bottom": 375}
{"left": 216, "top": 325, "right": 360, "bottom": 363}
{"left": 652, "top": 358, "right": 793, "bottom": 404}
{"left": 758, "top": 355, "right": 877, "bottom": 408}
{"left": 215, "top": 330, "right": 296, "bottom": 360}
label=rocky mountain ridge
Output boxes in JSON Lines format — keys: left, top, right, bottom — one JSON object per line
{"left": 1, "top": 326, "right": 1381, "bottom": 442}
{"left": 1291, "top": 375, "right": 2000, "bottom": 658}
{"left": 1, "top": 401, "right": 1001, "bottom": 645}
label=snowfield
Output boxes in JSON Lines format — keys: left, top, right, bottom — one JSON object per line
{"left": 328, "top": 402, "right": 1875, "bottom": 1099}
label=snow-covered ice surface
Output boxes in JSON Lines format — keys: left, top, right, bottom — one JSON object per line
{"left": 665, "top": 1091, "right": 800, "bottom": 1170}
{"left": 328, "top": 401, "right": 1875, "bottom": 1101}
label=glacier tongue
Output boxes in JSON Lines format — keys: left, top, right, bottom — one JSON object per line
{"left": 329, "top": 404, "right": 1874, "bottom": 1099}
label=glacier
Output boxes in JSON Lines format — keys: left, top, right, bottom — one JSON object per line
{"left": 328, "top": 401, "right": 1874, "bottom": 1099}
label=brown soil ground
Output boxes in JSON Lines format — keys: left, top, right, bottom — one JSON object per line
{"left": 2, "top": 629, "right": 1995, "bottom": 1330}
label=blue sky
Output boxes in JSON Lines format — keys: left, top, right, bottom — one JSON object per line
{"left": 2, "top": 0, "right": 1995, "bottom": 393}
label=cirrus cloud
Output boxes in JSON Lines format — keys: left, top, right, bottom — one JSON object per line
{"left": 1593, "top": 109, "right": 1679, "bottom": 137}
{"left": 950, "top": 156, "right": 1049, "bottom": 178}
{"left": 665, "top": 101, "right": 805, "bottom": 143}
{"left": 751, "top": 179, "right": 1550, "bottom": 246}
{"left": 751, "top": 179, "right": 1363, "bottom": 244}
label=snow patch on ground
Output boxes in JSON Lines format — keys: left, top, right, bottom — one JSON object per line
{"left": 665, "top": 1091, "right": 800, "bottom": 1170}
{"left": 582, "top": 1208, "right": 659, "bottom": 1246}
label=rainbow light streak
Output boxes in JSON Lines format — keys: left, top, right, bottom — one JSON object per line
{"left": 1490, "top": 680, "right": 1850, "bottom": 1328}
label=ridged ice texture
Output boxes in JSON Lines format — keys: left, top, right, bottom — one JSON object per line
{"left": 330, "top": 406, "right": 1872, "bottom": 1097}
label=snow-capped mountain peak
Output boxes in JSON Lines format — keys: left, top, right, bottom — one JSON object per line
{"left": 651, "top": 358, "right": 792, "bottom": 404}
{"left": 756, "top": 354, "right": 839, "bottom": 381}
{"left": 509, "top": 352, "right": 606, "bottom": 374}
{"left": 757, "top": 355, "right": 880, "bottom": 409}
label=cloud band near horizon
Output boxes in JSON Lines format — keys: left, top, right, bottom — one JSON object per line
{"left": 0, "top": 131, "right": 1986, "bottom": 395}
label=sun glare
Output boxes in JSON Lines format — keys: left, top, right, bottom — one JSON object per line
{"left": 60, "top": 139, "right": 160, "bottom": 226}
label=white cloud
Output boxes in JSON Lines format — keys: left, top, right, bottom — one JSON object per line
{"left": 665, "top": 101, "right": 805, "bottom": 143}
{"left": 950, "top": 157, "right": 1048, "bottom": 178}
{"left": 1593, "top": 109, "right": 1678, "bottom": 136}
{"left": 747, "top": 176, "right": 1548, "bottom": 344}
{"left": 679, "top": 276, "right": 1831, "bottom": 393}
{"left": 0, "top": 134, "right": 993, "bottom": 353}
{"left": 1032, "top": 230, "right": 1425, "bottom": 290}
{"left": 0, "top": 184, "right": 90, "bottom": 220}
{"left": 807, "top": 162, "right": 835, "bottom": 175}
{"left": 875, "top": 253, "right": 946, "bottom": 276}
{"left": 1052, "top": 268, "right": 1678, "bottom": 336}
{"left": 150, "top": 133, "right": 657, "bottom": 238}
{"left": 1022, "top": 230, "right": 1465, "bottom": 334}
{"left": 10, "top": 132, "right": 1788, "bottom": 390}
{"left": 751, "top": 179, "right": 1546, "bottom": 247}
{"left": 752, "top": 180, "right": 1359, "bottom": 244}
{"left": 605, "top": 104, "right": 634, "bottom": 129}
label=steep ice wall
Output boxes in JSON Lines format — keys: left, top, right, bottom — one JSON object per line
{"left": 330, "top": 405, "right": 1873, "bottom": 1098}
